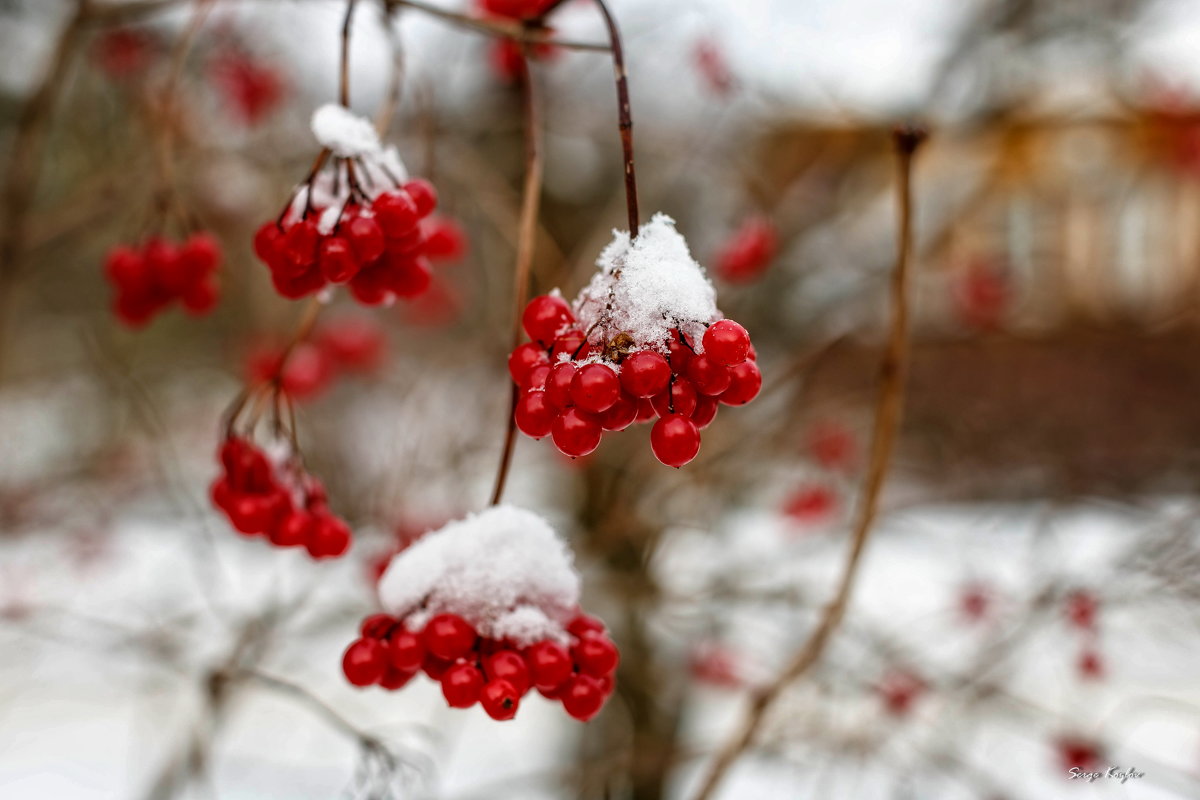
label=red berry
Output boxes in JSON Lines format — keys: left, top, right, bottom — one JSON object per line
{"left": 388, "top": 628, "right": 426, "bottom": 672}
{"left": 342, "top": 638, "right": 386, "bottom": 687}
{"left": 271, "top": 264, "right": 326, "bottom": 299}
{"left": 423, "top": 613, "right": 477, "bottom": 660}
{"left": 1065, "top": 590, "right": 1098, "bottom": 630}
{"left": 522, "top": 295, "right": 574, "bottom": 345}
{"left": 570, "top": 363, "right": 620, "bottom": 413}
{"left": 522, "top": 363, "right": 551, "bottom": 392}
{"left": 544, "top": 362, "right": 577, "bottom": 409}
{"left": 691, "top": 395, "right": 718, "bottom": 429}
{"left": 421, "top": 216, "right": 468, "bottom": 262}
{"left": 716, "top": 218, "right": 777, "bottom": 283}
{"left": 634, "top": 398, "right": 657, "bottom": 423}
{"left": 552, "top": 408, "right": 603, "bottom": 458}
{"left": 551, "top": 329, "right": 587, "bottom": 360}
{"left": 702, "top": 320, "right": 751, "bottom": 365}
{"left": 485, "top": 650, "right": 531, "bottom": 696}
{"left": 651, "top": 378, "right": 698, "bottom": 419}
{"left": 254, "top": 222, "right": 285, "bottom": 263}
{"left": 227, "top": 492, "right": 286, "bottom": 535}
{"left": 597, "top": 393, "right": 638, "bottom": 431}
{"left": 515, "top": 391, "right": 557, "bottom": 439}
{"left": 378, "top": 666, "right": 416, "bottom": 691}
{"left": 619, "top": 351, "right": 670, "bottom": 398}
{"left": 567, "top": 613, "right": 605, "bottom": 638}
{"left": 373, "top": 191, "right": 420, "bottom": 237}
{"left": 316, "top": 316, "right": 385, "bottom": 371}
{"left": 480, "top": 679, "right": 521, "bottom": 721}
{"left": 1057, "top": 737, "right": 1102, "bottom": 772}
{"left": 686, "top": 354, "right": 733, "bottom": 396}
{"left": 572, "top": 632, "right": 619, "bottom": 678}
{"left": 360, "top": 614, "right": 396, "bottom": 639}
{"left": 667, "top": 331, "right": 694, "bottom": 373}
{"left": 385, "top": 254, "right": 432, "bottom": 298}
{"left": 307, "top": 513, "right": 351, "bottom": 559}
{"left": 525, "top": 640, "right": 573, "bottom": 690}
{"left": 181, "top": 279, "right": 219, "bottom": 315}
{"left": 179, "top": 233, "right": 221, "bottom": 282}
{"left": 318, "top": 236, "right": 360, "bottom": 283}
{"left": 651, "top": 414, "right": 701, "bottom": 468}
{"left": 422, "top": 653, "right": 454, "bottom": 681}
{"left": 104, "top": 245, "right": 147, "bottom": 286}
{"left": 347, "top": 263, "right": 392, "bottom": 305}
{"left": 441, "top": 662, "right": 485, "bottom": 708}
{"left": 345, "top": 215, "right": 386, "bottom": 263}
{"left": 508, "top": 342, "right": 548, "bottom": 385}
{"left": 270, "top": 509, "right": 312, "bottom": 547}
{"left": 284, "top": 219, "right": 321, "bottom": 268}
{"left": 720, "top": 361, "right": 761, "bottom": 406}
{"left": 561, "top": 674, "right": 606, "bottom": 721}
{"left": 404, "top": 178, "right": 438, "bottom": 217}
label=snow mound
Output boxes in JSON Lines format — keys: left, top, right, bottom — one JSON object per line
{"left": 377, "top": 506, "right": 581, "bottom": 646}
{"left": 573, "top": 213, "right": 719, "bottom": 354}
{"left": 311, "top": 104, "right": 381, "bottom": 158}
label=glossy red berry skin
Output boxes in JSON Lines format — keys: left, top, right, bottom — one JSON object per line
{"left": 522, "top": 364, "right": 551, "bottom": 392}
{"left": 720, "top": 361, "right": 761, "bottom": 406}
{"left": 686, "top": 354, "right": 733, "bottom": 396}
{"left": 570, "top": 363, "right": 621, "bottom": 413}
{"left": 522, "top": 295, "right": 574, "bottom": 345}
{"left": 552, "top": 408, "right": 603, "bottom": 458}
{"left": 271, "top": 509, "right": 311, "bottom": 547}
{"left": 567, "top": 613, "right": 605, "bottom": 638}
{"left": 485, "top": 650, "right": 532, "bottom": 696}
{"left": 345, "top": 215, "right": 386, "bottom": 263}
{"left": 318, "top": 236, "right": 360, "bottom": 283}
{"left": 372, "top": 191, "right": 420, "bottom": 237}
{"left": 307, "top": 513, "right": 352, "bottom": 559}
{"left": 691, "top": 395, "right": 718, "bottom": 429}
{"left": 515, "top": 391, "right": 557, "bottom": 439}
{"left": 545, "top": 362, "right": 577, "bottom": 409}
{"left": 619, "top": 350, "right": 671, "bottom": 398}
{"left": 651, "top": 414, "right": 702, "bottom": 468}
{"left": 702, "top": 320, "right": 751, "bottom": 366}
{"left": 561, "top": 674, "right": 606, "bottom": 721}
{"left": 551, "top": 330, "right": 587, "bottom": 360}
{"left": 573, "top": 632, "right": 620, "bottom": 678}
{"left": 651, "top": 378, "right": 698, "bottom": 419}
{"left": 481, "top": 679, "right": 521, "bottom": 720}
{"left": 508, "top": 342, "right": 548, "bottom": 385}
{"left": 421, "top": 216, "right": 468, "bottom": 262}
{"left": 441, "top": 663, "right": 485, "bottom": 708}
{"left": 360, "top": 614, "right": 397, "bottom": 639}
{"left": 388, "top": 629, "right": 426, "bottom": 672}
{"left": 378, "top": 666, "right": 416, "bottom": 691}
{"left": 525, "top": 640, "right": 573, "bottom": 690}
{"left": 597, "top": 393, "right": 639, "bottom": 431}
{"left": 422, "top": 654, "right": 454, "bottom": 681}
{"left": 343, "top": 638, "right": 387, "bottom": 687}
{"left": 284, "top": 219, "right": 321, "bottom": 268}
{"left": 404, "top": 179, "right": 438, "bottom": 217}
{"left": 423, "top": 613, "right": 478, "bottom": 661}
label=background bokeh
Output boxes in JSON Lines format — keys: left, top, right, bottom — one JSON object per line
{"left": 2, "top": 0, "right": 1200, "bottom": 798}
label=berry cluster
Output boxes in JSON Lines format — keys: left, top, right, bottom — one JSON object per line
{"left": 715, "top": 217, "right": 778, "bottom": 283}
{"left": 508, "top": 294, "right": 760, "bottom": 467}
{"left": 104, "top": 233, "right": 221, "bottom": 327}
{"left": 253, "top": 175, "right": 442, "bottom": 306}
{"left": 209, "top": 46, "right": 287, "bottom": 127}
{"left": 210, "top": 437, "right": 351, "bottom": 559}
{"left": 342, "top": 610, "right": 618, "bottom": 722}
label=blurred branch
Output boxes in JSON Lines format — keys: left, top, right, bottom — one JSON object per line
{"left": 690, "top": 127, "right": 926, "bottom": 800}
{"left": 593, "top": 0, "right": 639, "bottom": 237}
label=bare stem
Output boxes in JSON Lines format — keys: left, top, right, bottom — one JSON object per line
{"left": 340, "top": 0, "right": 359, "bottom": 108}
{"left": 593, "top": 0, "right": 639, "bottom": 237}
{"left": 490, "top": 54, "right": 544, "bottom": 507}
{"left": 688, "top": 126, "right": 927, "bottom": 800}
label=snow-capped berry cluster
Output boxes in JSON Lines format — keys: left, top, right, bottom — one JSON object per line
{"left": 252, "top": 105, "right": 448, "bottom": 306}
{"left": 210, "top": 436, "right": 351, "bottom": 559}
{"left": 507, "top": 214, "right": 761, "bottom": 467}
{"left": 342, "top": 507, "right": 618, "bottom": 721}
{"left": 104, "top": 233, "right": 221, "bottom": 327}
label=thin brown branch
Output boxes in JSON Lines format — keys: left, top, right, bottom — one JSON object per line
{"left": 340, "top": 0, "right": 359, "bottom": 108}
{"left": 490, "top": 55, "right": 544, "bottom": 507}
{"left": 593, "top": 0, "right": 639, "bottom": 237}
{"left": 388, "top": 0, "right": 609, "bottom": 52}
{"left": 374, "top": 2, "right": 406, "bottom": 136}
{"left": 688, "top": 126, "right": 927, "bottom": 800}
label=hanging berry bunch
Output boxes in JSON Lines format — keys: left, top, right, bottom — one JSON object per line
{"left": 507, "top": 213, "right": 761, "bottom": 467}
{"left": 252, "top": 104, "right": 444, "bottom": 307}
{"left": 341, "top": 506, "right": 618, "bottom": 722}
{"left": 104, "top": 233, "right": 221, "bottom": 327}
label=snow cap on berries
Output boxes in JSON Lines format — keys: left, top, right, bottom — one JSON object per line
{"left": 574, "top": 213, "right": 719, "bottom": 354}
{"left": 311, "top": 103, "right": 382, "bottom": 158}
{"left": 377, "top": 505, "right": 581, "bottom": 646}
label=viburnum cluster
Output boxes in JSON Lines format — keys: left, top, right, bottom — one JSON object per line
{"left": 252, "top": 105, "right": 449, "bottom": 306}
{"left": 210, "top": 436, "right": 352, "bottom": 559}
{"left": 507, "top": 214, "right": 761, "bottom": 467}
{"left": 341, "top": 507, "right": 618, "bottom": 721}
{"left": 103, "top": 233, "right": 221, "bottom": 327}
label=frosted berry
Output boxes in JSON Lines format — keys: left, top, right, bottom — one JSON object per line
{"left": 343, "top": 638, "right": 387, "bottom": 687}
{"left": 552, "top": 408, "right": 603, "bottom": 458}
{"left": 441, "top": 662, "right": 485, "bottom": 708}
{"left": 480, "top": 679, "right": 521, "bottom": 721}
{"left": 423, "top": 613, "right": 477, "bottom": 660}
{"left": 702, "top": 320, "right": 751, "bottom": 365}
{"left": 720, "top": 361, "right": 761, "bottom": 406}
{"left": 522, "top": 295, "right": 574, "bottom": 345}
{"left": 651, "top": 414, "right": 701, "bottom": 468}
{"left": 570, "top": 363, "right": 621, "bottom": 413}
{"left": 619, "top": 350, "right": 671, "bottom": 398}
